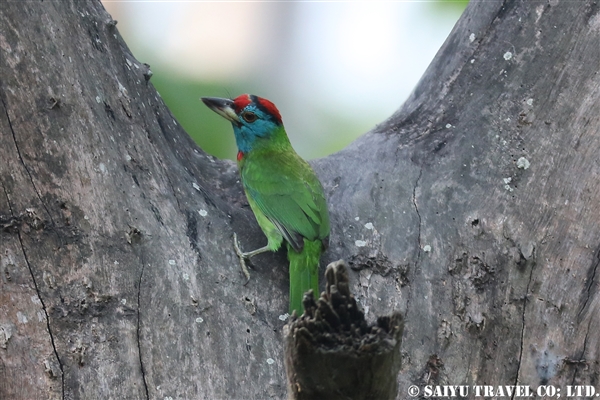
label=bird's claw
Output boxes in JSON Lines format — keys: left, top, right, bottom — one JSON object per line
{"left": 233, "top": 233, "right": 251, "bottom": 285}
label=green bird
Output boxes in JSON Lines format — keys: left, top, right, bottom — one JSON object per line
{"left": 201, "top": 94, "right": 330, "bottom": 314}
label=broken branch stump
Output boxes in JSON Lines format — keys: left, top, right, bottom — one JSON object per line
{"left": 284, "top": 260, "right": 404, "bottom": 400}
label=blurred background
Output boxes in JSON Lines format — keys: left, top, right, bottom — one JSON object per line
{"left": 102, "top": 1, "right": 468, "bottom": 160}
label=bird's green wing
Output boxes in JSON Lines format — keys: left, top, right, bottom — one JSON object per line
{"left": 242, "top": 151, "right": 330, "bottom": 252}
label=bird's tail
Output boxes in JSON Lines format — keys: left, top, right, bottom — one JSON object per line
{"left": 287, "top": 239, "right": 323, "bottom": 315}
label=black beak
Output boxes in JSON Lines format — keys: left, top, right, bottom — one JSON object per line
{"left": 200, "top": 97, "right": 240, "bottom": 124}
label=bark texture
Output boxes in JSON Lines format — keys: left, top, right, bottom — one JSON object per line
{"left": 1, "top": 0, "right": 600, "bottom": 399}
{"left": 284, "top": 261, "right": 403, "bottom": 400}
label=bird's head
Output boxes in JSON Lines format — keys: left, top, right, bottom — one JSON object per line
{"left": 201, "top": 94, "right": 285, "bottom": 155}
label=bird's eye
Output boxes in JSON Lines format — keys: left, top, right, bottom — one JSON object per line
{"left": 242, "top": 112, "right": 257, "bottom": 123}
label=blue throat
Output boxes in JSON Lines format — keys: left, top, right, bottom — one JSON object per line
{"left": 231, "top": 108, "right": 279, "bottom": 153}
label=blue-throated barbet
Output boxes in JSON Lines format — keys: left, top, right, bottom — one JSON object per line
{"left": 201, "top": 94, "right": 330, "bottom": 314}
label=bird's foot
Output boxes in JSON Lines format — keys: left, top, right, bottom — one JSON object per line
{"left": 233, "top": 233, "right": 251, "bottom": 285}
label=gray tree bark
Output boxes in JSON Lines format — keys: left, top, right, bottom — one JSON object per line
{"left": 1, "top": 0, "right": 599, "bottom": 399}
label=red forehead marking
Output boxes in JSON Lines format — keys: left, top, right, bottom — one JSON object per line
{"left": 232, "top": 94, "right": 282, "bottom": 124}
{"left": 232, "top": 94, "right": 252, "bottom": 114}
{"left": 256, "top": 97, "right": 282, "bottom": 124}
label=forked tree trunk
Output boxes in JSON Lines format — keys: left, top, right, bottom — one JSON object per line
{"left": 1, "top": 1, "right": 599, "bottom": 399}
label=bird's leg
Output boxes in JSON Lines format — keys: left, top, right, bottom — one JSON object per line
{"left": 233, "top": 232, "right": 271, "bottom": 285}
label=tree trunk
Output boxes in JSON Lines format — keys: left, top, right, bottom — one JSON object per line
{"left": 1, "top": 0, "right": 599, "bottom": 399}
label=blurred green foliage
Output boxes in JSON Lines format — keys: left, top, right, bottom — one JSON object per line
{"left": 147, "top": 0, "right": 469, "bottom": 161}
{"left": 150, "top": 68, "right": 239, "bottom": 159}
{"left": 435, "top": 0, "right": 470, "bottom": 9}
{"left": 150, "top": 65, "right": 372, "bottom": 161}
